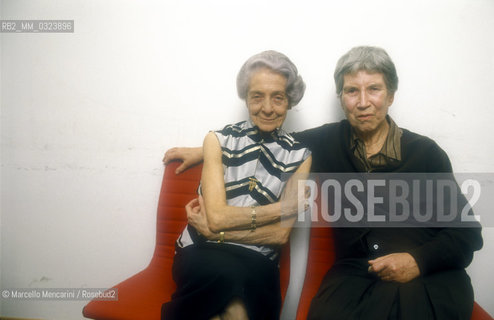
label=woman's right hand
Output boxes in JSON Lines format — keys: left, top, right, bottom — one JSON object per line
{"left": 186, "top": 196, "right": 215, "bottom": 240}
{"left": 163, "top": 147, "right": 203, "bottom": 174}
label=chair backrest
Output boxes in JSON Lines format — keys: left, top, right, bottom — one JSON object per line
{"left": 295, "top": 226, "right": 335, "bottom": 318}
{"left": 144, "top": 161, "right": 204, "bottom": 309}
{"left": 151, "top": 161, "right": 203, "bottom": 269}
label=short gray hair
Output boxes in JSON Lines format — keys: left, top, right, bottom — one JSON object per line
{"left": 236, "top": 50, "right": 305, "bottom": 108}
{"left": 334, "top": 46, "right": 399, "bottom": 96}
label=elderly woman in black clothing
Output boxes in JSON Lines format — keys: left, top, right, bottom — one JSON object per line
{"left": 164, "top": 46, "right": 483, "bottom": 319}
{"left": 162, "top": 50, "right": 311, "bottom": 320}
{"left": 296, "top": 46, "right": 483, "bottom": 320}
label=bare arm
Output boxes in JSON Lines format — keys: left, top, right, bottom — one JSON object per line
{"left": 201, "top": 131, "right": 312, "bottom": 233}
{"left": 186, "top": 196, "right": 297, "bottom": 246}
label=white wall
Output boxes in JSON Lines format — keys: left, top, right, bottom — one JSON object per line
{"left": 1, "top": 0, "right": 493, "bottom": 318}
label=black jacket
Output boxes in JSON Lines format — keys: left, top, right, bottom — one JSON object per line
{"left": 293, "top": 120, "right": 483, "bottom": 276}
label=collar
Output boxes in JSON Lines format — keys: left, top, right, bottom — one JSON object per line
{"left": 350, "top": 115, "right": 402, "bottom": 161}
{"left": 246, "top": 119, "right": 284, "bottom": 143}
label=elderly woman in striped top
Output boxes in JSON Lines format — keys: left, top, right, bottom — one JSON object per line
{"left": 161, "top": 51, "right": 312, "bottom": 320}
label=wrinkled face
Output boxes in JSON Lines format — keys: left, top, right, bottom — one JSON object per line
{"left": 340, "top": 70, "right": 394, "bottom": 135}
{"left": 247, "top": 68, "right": 289, "bottom": 133}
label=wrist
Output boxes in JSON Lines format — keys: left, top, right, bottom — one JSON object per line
{"left": 250, "top": 206, "right": 257, "bottom": 231}
{"left": 216, "top": 231, "right": 225, "bottom": 243}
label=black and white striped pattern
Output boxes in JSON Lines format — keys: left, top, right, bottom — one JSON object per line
{"left": 177, "top": 120, "right": 311, "bottom": 260}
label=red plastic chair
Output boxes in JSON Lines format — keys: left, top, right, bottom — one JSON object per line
{"left": 83, "top": 161, "right": 492, "bottom": 320}
{"left": 82, "top": 162, "right": 291, "bottom": 319}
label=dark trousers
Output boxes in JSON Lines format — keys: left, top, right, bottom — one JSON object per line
{"left": 162, "top": 243, "right": 281, "bottom": 320}
{"left": 307, "top": 259, "right": 474, "bottom": 320}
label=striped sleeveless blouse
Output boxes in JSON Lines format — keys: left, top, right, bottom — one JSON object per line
{"left": 177, "top": 120, "right": 311, "bottom": 260}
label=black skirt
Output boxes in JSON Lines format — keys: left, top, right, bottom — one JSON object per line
{"left": 307, "top": 258, "right": 474, "bottom": 320}
{"left": 161, "top": 242, "right": 281, "bottom": 320}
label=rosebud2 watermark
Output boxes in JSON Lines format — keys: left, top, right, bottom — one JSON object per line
{"left": 282, "top": 173, "right": 491, "bottom": 228}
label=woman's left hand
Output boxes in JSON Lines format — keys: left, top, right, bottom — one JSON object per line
{"left": 186, "top": 196, "right": 216, "bottom": 239}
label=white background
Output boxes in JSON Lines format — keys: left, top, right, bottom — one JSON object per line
{"left": 1, "top": 0, "right": 493, "bottom": 319}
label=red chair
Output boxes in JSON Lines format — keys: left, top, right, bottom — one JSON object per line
{"left": 82, "top": 162, "right": 291, "bottom": 319}
{"left": 294, "top": 225, "right": 493, "bottom": 320}
{"left": 83, "top": 161, "right": 492, "bottom": 320}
